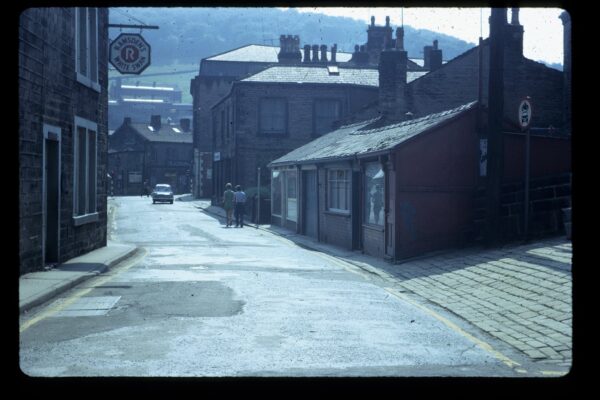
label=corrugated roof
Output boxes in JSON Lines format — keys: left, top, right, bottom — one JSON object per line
{"left": 269, "top": 101, "right": 477, "bottom": 166}
{"left": 241, "top": 66, "right": 427, "bottom": 86}
{"left": 130, "top": 124, "right": 193, "bottom": 143}
{"left": 206, "top": 44, "right": 353, "bottom": 63}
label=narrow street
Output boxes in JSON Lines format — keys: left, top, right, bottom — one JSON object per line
{"left": 19, "top": 196, "right": 545, "bottom": 377}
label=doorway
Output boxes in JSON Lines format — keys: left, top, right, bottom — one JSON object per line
{"left": 303, "top": 170, "right": 318, "bottom": 239}
{"left": 43, "top": 125, "right": 61, "bottom": 265}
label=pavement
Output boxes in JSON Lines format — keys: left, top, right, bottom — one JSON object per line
{"left": 19, "top": 194, "right": 573, "bottom": 371}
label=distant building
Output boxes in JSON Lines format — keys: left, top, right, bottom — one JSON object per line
{"left": 109, "top": 116, "right": 193, "bottom": 195}
{"left": 108, "top": 80, "right": 192, "bottom": 132}
{"left": 190, "top": 16, "right": 436, "bottom": 200}
{"left": 210, "top": 62, "right": 390, "bottom": 222}
{"left": 19, "top": 8, "right": 109, "bottom": 274}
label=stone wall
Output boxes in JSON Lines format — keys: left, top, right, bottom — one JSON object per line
{"left": 19, "top": 8, "right": 109, "bottom": 274}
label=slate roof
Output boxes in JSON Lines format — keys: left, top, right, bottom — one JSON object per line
{"left": 241, "top": 65, "right": 428, "bottom": 87}
{"left": 206, "top": 44, "right": 353, "bottom": 63}
{"left": 129, "top": 124, "right": 193, "bottom": 144}
{"left": 269, "top": 101, "right": 477, "bottom": 166}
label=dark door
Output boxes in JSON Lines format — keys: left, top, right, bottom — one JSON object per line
{"left": 45, "top": 139, "right": 59, "bottom": 264}
{"left": 303, "top": 170, "right": 318, "bottom": 238}
{"left": 352, "top": 171, "right": 361, "bottom": 249}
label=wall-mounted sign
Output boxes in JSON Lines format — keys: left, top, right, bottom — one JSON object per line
{"left": 109, "top": 33, "right": 151, "bottom": 75}
{"left": 518, "top": 98, "right": 532, "bottom": 129}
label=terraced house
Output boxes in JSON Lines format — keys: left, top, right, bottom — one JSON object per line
{"left": 19, "top": 8, "right": 109, "bottom": 274}
{"left": 269, "top": 9, "right": 571, "bottom": 261}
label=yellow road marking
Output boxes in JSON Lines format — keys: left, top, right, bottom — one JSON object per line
{"left": 20, "top": 248, "right": 146, "bottom": 333}
{"left": 383, "top": 286, "right": 523, "bottom": 371}
{"left": 540, "top": 370, "right": 567, "bottom": 376}
{"left": 232, "top": 227, "right": 526, "bottom": 372}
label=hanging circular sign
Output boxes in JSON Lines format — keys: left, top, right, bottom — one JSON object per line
{"left": 109, "top": 33, "right": 151, "bottom": 75}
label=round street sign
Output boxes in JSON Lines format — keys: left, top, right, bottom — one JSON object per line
{"left": 109, "top": 33, "right": 151, "bottom": 75}
{"left": 518, "top": 97, "right": 532, "bottom": 129}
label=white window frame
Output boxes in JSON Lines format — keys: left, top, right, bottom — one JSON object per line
{"left": 327, "top": 169, "right": 351, "bottom": 214}
{"left": 73, "top": 116, "right": 99, "bottom": 226}
{"left": 75, "top": 7, "right": 101, "bottom": 92}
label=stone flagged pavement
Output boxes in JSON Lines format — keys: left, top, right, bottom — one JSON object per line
{"left": 192, "top": 197, "right": 572, "bottom": 368}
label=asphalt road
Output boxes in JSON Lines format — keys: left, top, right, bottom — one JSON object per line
{"left": 19, "top": 196, "right": 534, "bottom": 377}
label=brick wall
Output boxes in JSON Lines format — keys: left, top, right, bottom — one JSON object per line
{"left": 409, "top": 38, "right": 565, "bottom": 130}
{"left": 473, "top": 173, "right": 571, "bottom": 242}
{"left": 19, "top": 8, "right": 109, "bottom": 274}
{"left": 212, "top": 82, "right": 378, "bottom": 198}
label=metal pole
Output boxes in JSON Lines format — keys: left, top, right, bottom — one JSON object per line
{"left": 524, "top": 127, "right": 530, "bottom": 242}
{"left": 257, "top": 167, "right": 261, "bottom": 228}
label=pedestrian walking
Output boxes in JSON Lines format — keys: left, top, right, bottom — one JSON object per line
{"left": 141, "top": 180, "right": 150, "bottom": 197}
{"left": 222, "top": 183, "right": 235, "bottom": 227}
{"left": 233, "top": 185, "right": 247, "bottom": 228}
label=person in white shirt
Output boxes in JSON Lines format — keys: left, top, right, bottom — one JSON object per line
{"left": 233, "top": 185, "right": 247, "bottom": 228}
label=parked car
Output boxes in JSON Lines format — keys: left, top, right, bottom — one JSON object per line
{"left": 151, "top": 184, "right": 174, "bottom": 204}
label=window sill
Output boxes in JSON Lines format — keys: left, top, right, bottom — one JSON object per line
{"left": 363, "top": 223, "right": 384, "bottom": 232}
{"left": 76, "top": 73, "right": 101, "bottom": 93}
{"left": 73, "top": 212, "right": 100, "bottom": 226}
{"left": 325, "top": 210, "right": 350, "bottom": 218}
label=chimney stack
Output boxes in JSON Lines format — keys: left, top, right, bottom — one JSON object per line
{"left": 395, "top": 27, "right": 404, "bottom": 50}
{"left": 320, "top": 45, "right": 328, "bottom": 62}
{"left": 378, "top": 48, "right": 407, "bottom": 121}
{"left": 180, "top": 118, "right": 191, "bottom": 132}
{"left": 124, "top": 117, "right": 131, "bottom": 126}
{"left": 424, "top": 40, "right": 442, "bottom": 71}
{"left": 151, "top": 115, "right": 161, "bottom": 130}
{"left": 278, "top": 34, "right": 301, "bottom": 64}
{"left": 331, "top": 44, "right": 337, "bottom": 63}
{"left": 504, "top": 8, "right": 523, "bottom": 61}
{"left": 303, "top": 44, "right": 311, "bottom": 63}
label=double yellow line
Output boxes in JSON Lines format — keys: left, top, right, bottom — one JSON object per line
{"left": 19, "top": 248, "right": 147, "bottom": 333}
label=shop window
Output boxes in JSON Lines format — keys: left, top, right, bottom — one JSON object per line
{"left": 327, "top": 169, "right": 350, "bottom": 213}
{"left": 364, "top": 162, "right": 385, "bottom": 226}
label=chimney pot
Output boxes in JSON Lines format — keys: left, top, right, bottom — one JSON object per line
{"left": 303, "top": 44, "right": 311, "bottom": 62}
{"left": 312, "top": 45, "right": 319, "bottom": 62}
{"left": 180, "top": 118, "right": 191, "bottom": 132}
{"left": 320, "top": 44, "right": 328, "bottom": 62}
{"left": 511, "top": 8, "right": 520, "bottom": 25}
{"left": 331, "top": 44, "right": 337, "bottom": 62}
{"left": 371, "top": 16, "right": 375, "bottom": 26}
{"left": 396, "top": 27, "right": 404, "bottom": 50}
{"left": 151, "top": 115, "right": 161, "bottom": 130}
{"left": 386, "top": 16, "right": 390, "bottom": 27}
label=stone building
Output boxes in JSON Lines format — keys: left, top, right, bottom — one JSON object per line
{"left": 108, "top": 81, "right": 192, "bottom": 132}
{"left": 109, "top": 116, "right": 193, "bottom": 195}
{"left": 19, "top": 8, "right": 109, "bottom": 274}
{"left": 268, "top": 9, "right": 572, "bottom": 261}
{"left": 210, "top": 63, "right": 390, "bottom": 221}
{"left": 190, "top": 16, "right": 436, "bottom": 200}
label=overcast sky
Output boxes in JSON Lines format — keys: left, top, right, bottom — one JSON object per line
{"left": 285, "top": 7, "right": 566, "bottom": 66}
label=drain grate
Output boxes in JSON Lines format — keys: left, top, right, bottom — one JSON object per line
{"left": 51, "top": 296, "right": 121, "bottom": 317}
